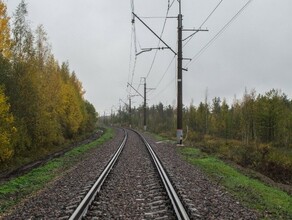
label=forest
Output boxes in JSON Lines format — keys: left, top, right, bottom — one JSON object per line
{"left": 1, "top": 0, "right": 291, "bottom": 186}
{"left": 0, "top": 1, "right": 97, "bottom": 168}
{"left": 111, "top": 89, "right": 292, "bottom": 184}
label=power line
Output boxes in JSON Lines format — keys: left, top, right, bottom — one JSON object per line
{"left": 130, "top": 55, "right": 137, "bottom": 87}
{"left": 200, "top": 0, "right": 224, "bottom": 29}
{"left": 183, "top": 0, "right": 224, "bottom": 48}
{"left": 128, "top": 25, "right": 134, "bottom": 84}
{"left": 130, "top": 0, "right": 134, "bottom": 11}
{"left": 132, "top": 0, "right": 177, "bottom": 93}
{"left": 150, "top": 75, "right": 175, "bottom": 101}
{"left": 128, "top": 0, "right": 138, "bottom": 93}
{"left": 169, "top": 0, "right": 175, "bottom": 9}
{"left": 139, "top": 0, "right": 176, "bottom": 101}
{"left": 150, "top": 52, "right": 177, "bottom": 100}
{"left": 154, "top": 55, "right": 176, "bottom": 89}
{"left": 145, "top": 0, "right": 172, "bottom": 79}
{"left": 185, "top": 0, "right": 253, "bottom": 69}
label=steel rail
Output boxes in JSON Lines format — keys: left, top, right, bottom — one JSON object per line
{"left": 69, "top": 129, "right": 128, "bottom": 220}
{"left": 134, "top": 130, "right": 190, "bottom": 220}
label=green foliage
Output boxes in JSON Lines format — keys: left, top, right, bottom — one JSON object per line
{"left": 0, "top": 128, "right": 113, "bottom": 214}
{"left": 65, "top": 128, "right": 113, "bottom": 158}
{"left": 0, "top": 1, "right": 98, "bottom": 167}
{"left": 0, "top": 87, "right": 15, "bottom": 162}
{"left": 82, "top": 101, "right": 98, "bottom": 133}
{"left": 180, "top": 147, "right": 292, "bottom": 219}
{"left": 112, "top": 88, "right": 292, "bottom": 184}
{"left": 186, "top": 89, "right": 292, "bottom": 183}
{"left": 0, "top": 0, "right": 12, "bottom": 58}
{"left": 261, "top": 148, "right": 292, "bottom": 184}
{"left": 11, "top": 0, "right": 34, "bottom": 61}
{"left": 111, "top": 102, "right": 175, "bottom": 137}
{"left": 255, "top": 90, "right": 290, "bottom": 146}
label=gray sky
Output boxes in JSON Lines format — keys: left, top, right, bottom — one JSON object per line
{"left": 6, "top": 0, "right": 292, "bottom": 115}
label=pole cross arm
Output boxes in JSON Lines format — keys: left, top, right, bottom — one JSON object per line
{"left": 127, "top": 83, "right": 144, "bottom": 99}
{"left": 132, "top": 12, "right": 177, "bottom": 56}
{"left": 183, "top": 28, "right": 208, "bottom": 41}
{"left": 136, "top": 47, "right": 169, "bottom": 56}
{"left": 183, "top": 28, "right": 209, "bottom": 31}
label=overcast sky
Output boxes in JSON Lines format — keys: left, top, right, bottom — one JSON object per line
{"left": 5, "top": 0, "right": 292, "bottom": 115}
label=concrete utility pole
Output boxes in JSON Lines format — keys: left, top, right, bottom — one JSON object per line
{"left": 133, "top": 1, "right": 207, "bottom": 144}
{"left": 119, "top": 103, "right": 121, "bottom": 126}
{"left": 127, "top": 82, "right": 147, "bottom": 130}
{"left": 143, "top": 77, "right": 147, "bottom": 131}
{"left": 128, "top": 96, "right": 132, "bottom": 128}
{"left": 177, "top": 0, "right": 183, "bottom": 145}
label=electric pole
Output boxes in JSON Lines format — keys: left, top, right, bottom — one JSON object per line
{"left": 119, "top": 102, "right": 121, "bottom": 126}
{"left": 132, "top": 1, "right": 207, "bottom": 144}
{"left": 129, "top": 96, "right": 132, "bottom": 128}
{"left": 143, "top": 77, "right": 147, "bottom": 131}
{"left": 205, "top": 87, "right": 208, "bottom": 135}
{"left": 177, "top": 0, "right": 183, "bottom": 145}
{"left": 111, "top": 107, "right": 113, "bottom": 125}
{"left": 127, "top": 81, "right": 149, "bottom": 131}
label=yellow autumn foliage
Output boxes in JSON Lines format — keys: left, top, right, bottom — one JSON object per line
{"left": 0, "top": 87, "right": 15, "bottom": 162}
{"left": 59, "top": 83, "right": 84, "bottom": 137}
{"left": 0, "top": 0, "right": 12, "bottom": 58}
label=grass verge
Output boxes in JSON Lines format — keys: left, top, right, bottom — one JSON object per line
{"left": 0, "top": 128, "right": 113, "bottom": 214}
{"left": 145, "top": 131, "right": 176, "bottom": 143}
{"left": 179, "top": 147, "right": 292, "bottom": 220}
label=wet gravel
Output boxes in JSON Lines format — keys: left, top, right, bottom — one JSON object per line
{"left": 2, "top": 128, "right": 260, "bottom": 219}
{"left": 84, "top": 129, "right": 175, "bottom": 219}
{"left": 2, "top": 128, "right": 125, "bottom": 220}
{"left": 145, "top": 135, "right": 260, "bottom": 219}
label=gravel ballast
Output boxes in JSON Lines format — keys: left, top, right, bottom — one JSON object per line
{"left": 2, "top": 128, "right": 259, "bottom": 219}
{"left": 84, "top": 129, "right": 176, "bottom": 219}
{"left": 145, "top": 135, "right": 259, "bottom": 219}
{"left": 2, "top": 128, "right": 124, "bottom": 219}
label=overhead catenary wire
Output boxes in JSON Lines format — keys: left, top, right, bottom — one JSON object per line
{"left": 128, "top": 26, "right": 134, "bottom": 84}
{"left": 145, "top": 0, "right": 174, "bottom": 79}
{"left": 200, "top": 0, "right": 224, "bottom": 28}
{"left": 150, "top": 51, "right": 177, "bottom": 101}
{"left": 185, "top": 0, "right": 253, "bottom": 69}
{"left": 147, "top": 55, "right": 176, "bottom": 99}
{"left": 183, "top": 0, "right": 224, "bottom": 48}
{"left": 150, "top": 75, "right": 176, "bottom": 101}
{"left": 128, "top": 0, "right": 138, "bottom": 94}
{"left": 154, "top": 55, "right": 176, "bottom": 90}
{"left": 127, "top": 0, "right": 254, "bottom": 113}
{"left": 136, "top": 0, "right": 175, "bottom": 92}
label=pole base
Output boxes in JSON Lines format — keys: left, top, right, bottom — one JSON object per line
{"left": 176, "top": 129, "right": 183, "bottom": 145}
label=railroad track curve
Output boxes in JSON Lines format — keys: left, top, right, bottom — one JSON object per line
{"left": 69, "top": 128, "right": 190, "bottom": 220}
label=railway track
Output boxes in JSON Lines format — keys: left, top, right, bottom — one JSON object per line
{"left": 68, "top": 129, "right": 190, "bottom": 220}
{"left": 4, "top": 127, "right": 258, "bottom": 219}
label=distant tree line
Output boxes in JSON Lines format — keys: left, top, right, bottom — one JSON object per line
{"left": 113, "top": 89, "right": 292, "bottom": 148}
{"left": 0, "top": 0, "right": 97, "bottom": 163}
{"left": 186, "top": 89, "right": 292, "bottom": 147}
{"left": 111, "top": 89, "right": 292, "bottom": 183}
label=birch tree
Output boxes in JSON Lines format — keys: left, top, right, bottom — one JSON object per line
{"left": 0, "top": 0, "right": 12, "bottom": 58}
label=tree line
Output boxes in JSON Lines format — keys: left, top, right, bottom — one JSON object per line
{"left": 186, "top": 89, "right": 292, "bottom": 147}
{"left": 0, "top": 0, "right": 97, "bottom": 163}
{"left": 112, "top": 89, "right": 292, "bottom": 147}
{"left": 111, "top": 89, "right": 292, "bottom": 183}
